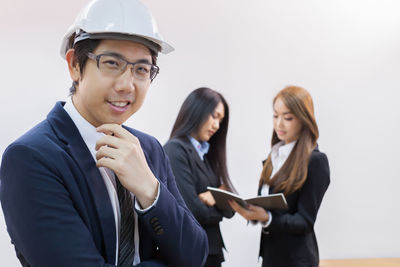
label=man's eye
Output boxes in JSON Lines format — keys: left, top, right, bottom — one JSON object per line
{"left": 102, "top": 59, "right": 120, "bottom": 69}
{"left": 135, "top": 64, "right": 150, "bottom": 74}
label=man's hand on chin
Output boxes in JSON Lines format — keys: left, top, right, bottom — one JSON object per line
{"left": 95, "top": 123, "right": 159, "bottom": 208}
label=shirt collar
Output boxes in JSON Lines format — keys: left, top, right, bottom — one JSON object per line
{"left": 271, "top": 140, "right": 296, "bottom": 160}
{"left": 63, "top": 97, "right": 105, "bottom": 161}
{"left": 189, "top": 136, "right": 210, "bottom": 160}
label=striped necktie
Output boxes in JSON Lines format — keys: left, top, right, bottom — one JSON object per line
{"left": 116, "top": 177, "right": 135, "bottom": 265}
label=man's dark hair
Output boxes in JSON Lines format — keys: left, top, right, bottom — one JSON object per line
{"left": 69, "top": 34, "right": 158, "bottom": 95}
{"left": 169, "top": 87, "right": 235, "bottom": 192}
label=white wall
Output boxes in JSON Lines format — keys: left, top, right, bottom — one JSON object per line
{"left": 1, "top": 0, "right": 399, "bottom": 266}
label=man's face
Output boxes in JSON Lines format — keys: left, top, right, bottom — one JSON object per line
{"left": 71, "top": 39, "right": 152, "bottom": 127}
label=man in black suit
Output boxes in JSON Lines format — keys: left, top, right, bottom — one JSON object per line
{"left": 0, "top": 0, "right": 208, "bottom": 266}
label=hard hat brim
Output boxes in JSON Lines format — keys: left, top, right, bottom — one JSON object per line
{"left": 60, "top": 29, "right": 174, "bottom": 58}
{"left": 74, "top": 32, "right": 162, "bottom": 54}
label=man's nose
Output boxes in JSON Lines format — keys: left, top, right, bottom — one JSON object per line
{"left": 115, "top": 67, "right": 135, "bottom": 92}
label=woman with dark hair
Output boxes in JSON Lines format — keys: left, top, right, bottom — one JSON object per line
{"left": 164, "top": 87, "right": 235, "bottom": 267}
{"left": 230, "top": 86, "right": 330, "bottom": 267}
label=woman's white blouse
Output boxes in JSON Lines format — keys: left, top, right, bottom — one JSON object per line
{"left": 260, "top": 141, "right": 296, "bottom": 228}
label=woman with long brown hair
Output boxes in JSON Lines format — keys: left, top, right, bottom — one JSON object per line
{"left": 230, "top": 86, "right": 330, "bottom": 267}
{"left": 164, "top": 87, "right": 235, "bottom": 267}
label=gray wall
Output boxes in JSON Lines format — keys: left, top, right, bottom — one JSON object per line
{"left": 1, "top": 0, "right": 399, "bottom": 266}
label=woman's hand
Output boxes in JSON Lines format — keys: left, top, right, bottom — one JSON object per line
{"left": 229, "top": 200, "right": 269, "bottom": 222}
{"left": 218, "top": 184, "right": 228, "bottom": 190}
{"left": 198, "top": 191, "right": 216, "bottom": 206}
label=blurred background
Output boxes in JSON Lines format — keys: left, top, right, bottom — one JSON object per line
{"left": 0, "top": 0, "right": 399, "bottom": 266}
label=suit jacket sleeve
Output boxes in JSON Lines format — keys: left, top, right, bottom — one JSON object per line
{"left": 164, "top": 141, "right": 226, "bottom": 225}
{"left": 265, "top": 152, "right": 330, "bottom": 234}
{"left": 136, "top": 139, "right": 208, "bottom": 267}
{"left": 0, "top": 144, "right": 120, "bottom": 267}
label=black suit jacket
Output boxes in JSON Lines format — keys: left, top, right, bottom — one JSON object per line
{"left": 163, "top": 137, "right": 234, "bottom": 257}
{"left": 0, "top": 102, "right": 208, "bottom": 267}
{"left": 258, "top": 147, "right": 330, "bottom": 267}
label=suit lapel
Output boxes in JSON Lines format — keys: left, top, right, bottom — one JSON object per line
{"left": 182, "top": 138, "right": 212, "bottom": 179}
{"left": 179, "top": 137, "right": 218, "bottom": 186}
{"left": 47, "top": 102, "right": 116, "bottom": 264}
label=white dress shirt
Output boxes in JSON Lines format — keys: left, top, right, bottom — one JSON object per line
{"left": 260, "top": 141, "right": 296, "bottom": 228}
{"left": 64, "top": 97, "right": 159, "bottom": 265}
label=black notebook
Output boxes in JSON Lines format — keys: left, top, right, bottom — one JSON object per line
{"left": 207, "top": 186, "right": 288, "bottom": 212}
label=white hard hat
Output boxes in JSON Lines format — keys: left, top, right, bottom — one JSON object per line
{"left": 60, "top": 0, "right": 174, "bottom": 58}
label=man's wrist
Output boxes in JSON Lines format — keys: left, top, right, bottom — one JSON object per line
{"left": 135, "top": 180, "right": 160, "bottom": 212}
{"left": 134, "top": 175, "right": 159, "bottom": 209}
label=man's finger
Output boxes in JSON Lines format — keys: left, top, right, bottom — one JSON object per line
{"left": 97, "top": 123, "right": 133, "bottom": 139}
{"left": 96, "top": 156, "right": 118, "bottom": 171}
{"left": 96, "top": 124, "right": 119, "bottom": 135}
{"left": 95, "top": 135, "right": 122, "bottom": 150}
{"left": 96, "top": 145, "right": 118, "bottom": 161}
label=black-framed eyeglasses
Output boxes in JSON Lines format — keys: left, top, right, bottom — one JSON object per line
{"left": 87, "top": 52, "right": 159, "bottom": 81}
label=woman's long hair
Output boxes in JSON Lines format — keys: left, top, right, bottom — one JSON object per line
{"left": 259, "top": 86, "right": 319, "bottom": 196}
{"left": 169, "top": 87, "right": 235, "bottom": 192}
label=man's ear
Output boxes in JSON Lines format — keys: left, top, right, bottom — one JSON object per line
{"left": 65, "top": 49, "right": 81, "bottom": 82}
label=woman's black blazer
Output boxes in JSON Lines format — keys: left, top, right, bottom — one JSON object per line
{"left": 164, "top": 137, "right": 234, "bottom": 257}
{"left": 259, "top": 146, "right": 330, "bottom": 267}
